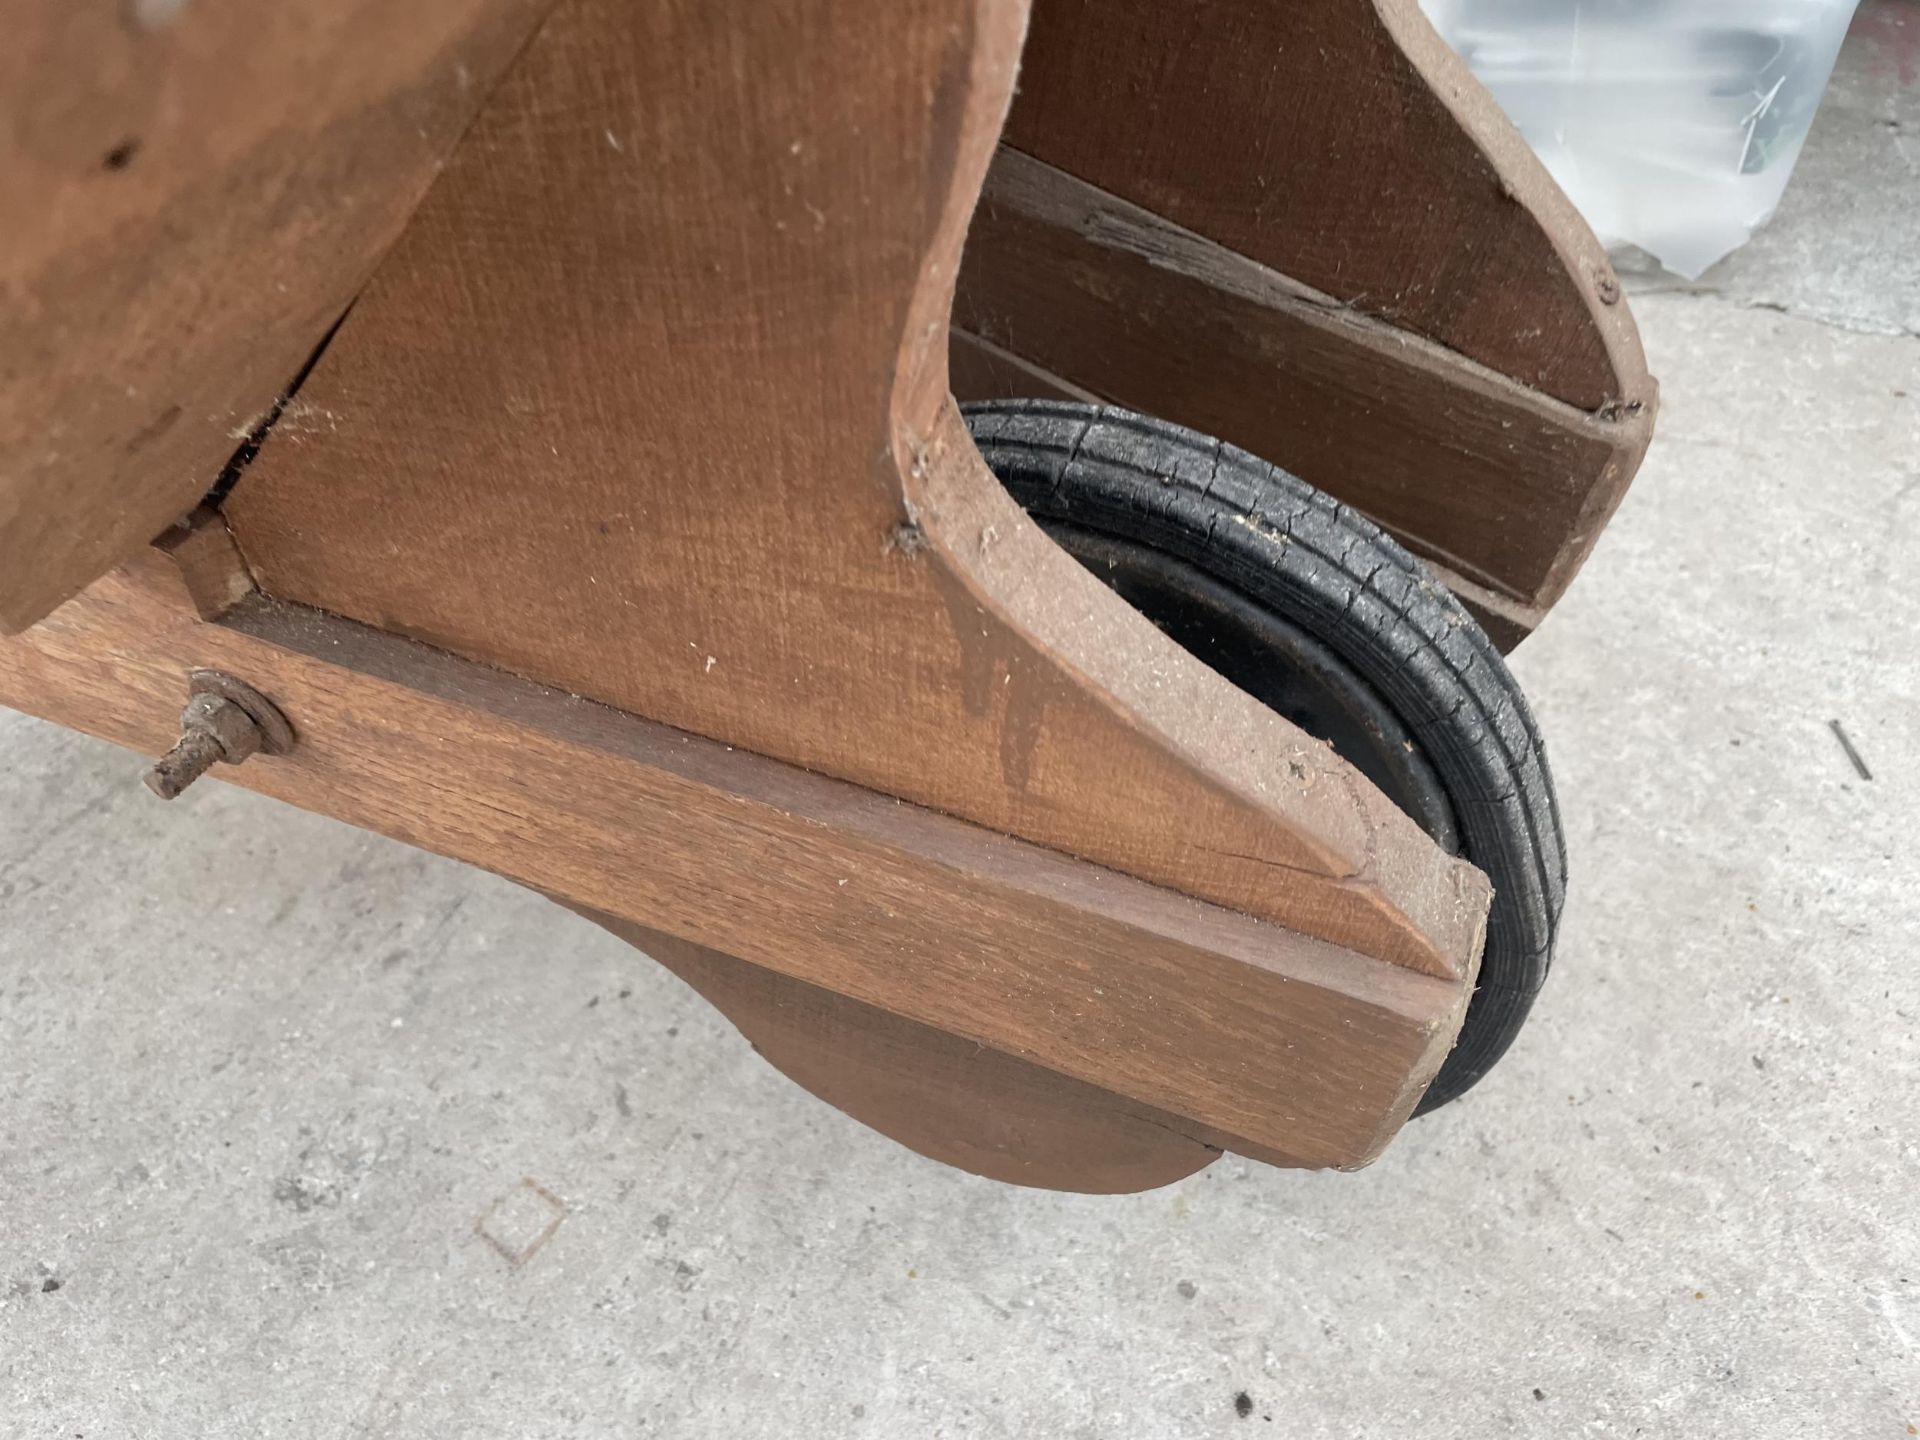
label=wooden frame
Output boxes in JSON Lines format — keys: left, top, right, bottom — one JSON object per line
{"left": 0, "top": 0, "right": 1642, "bottom": 1190}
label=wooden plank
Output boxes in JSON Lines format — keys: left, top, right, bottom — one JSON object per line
{"left": 948, "top": 329, "right": 1097, "bottom": 406}
{"left": 949, "top": 331, "right": 1546, "bottom": 650}
{"left": 998, "top": 0, "right": 1651, "bottom": 413}
{"left": 0, "top": 554, "right": 1472, "bottom": 1172}
{"left": 948, "top": 331, "right": 1552, "bottom": 649}
{"left": 578, "top": 912, "right": 1223, "bottom": 1192}
{"left": 953, "top": 152, "right": 1654, "bottom": 610}
{"left": 221, "top": 0, "right": 1491, "bottom": 981}
{"left": 946, "top": 332, "right": 1554, "bottom": 651}
{"left": 0, "top": 0, "right": 555, "bottom": 632}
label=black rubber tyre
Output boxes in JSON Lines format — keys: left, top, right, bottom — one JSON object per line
{"left": 964, "top": 401, "right": 1567, "bottom": 1113}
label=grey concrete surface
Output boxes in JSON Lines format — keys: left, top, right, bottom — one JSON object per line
{"left": 4, "top": 14, "right": 1918, "bottom": 1440}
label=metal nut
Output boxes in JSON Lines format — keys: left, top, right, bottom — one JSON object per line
{"left": 143, "top": 671, "right": 294, "bottom": 799}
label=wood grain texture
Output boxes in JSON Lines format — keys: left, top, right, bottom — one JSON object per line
{"left": 0, "top": 554, "right": 1472, "bottom": 1171}
{"left": 0, "top": 0, "right": 554, "bottom": 632}
{"left": 222, "top": 0, "right": 1490, "bottom": 981}
{"left": 948, "top": 329, "right": 1095, "bottom": 406}
{"left": 152, "top": 508, "right": 255, "bottom": 621}
{"left": 952, "top": 153, "right": 1655, "bottom": 610}
{"left": 577, "top": 911, "right": 1222, "bottom": 1192}
{"left": 998, "top": 0, "right": 1650, "bottom": 413}
{"left": 947, "top": 335, "right": 1553, "bottom": 651}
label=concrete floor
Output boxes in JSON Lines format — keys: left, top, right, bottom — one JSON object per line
{"left": 4, "top": 12, "right": 1917, "bottom": 1440}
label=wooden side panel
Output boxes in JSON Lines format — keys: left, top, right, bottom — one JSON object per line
{"left": 999, "top": 0, "right": 1649, "bottom": 413}
{"left": 0, "top": 555, "right": 1471, "bottom": 1172}
{"left": 0, "top": 0, "right": 553, "bottom": 632}
{"left": 953, "top": 154, "right": 1653, "bottom": 610}
{"left": 223, "top": 0, "right": 1491, "bottom": 981}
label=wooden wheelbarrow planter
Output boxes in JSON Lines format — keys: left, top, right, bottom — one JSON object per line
{"left": 0, "top": 0, "right": 1652, "bottom": 1192}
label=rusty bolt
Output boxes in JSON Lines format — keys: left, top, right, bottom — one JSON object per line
{"left": 144, "top": 671, "right": 295, "bottom": 800}
{"left": 1595, "top": 268, "right": 1622, "bottom": 305}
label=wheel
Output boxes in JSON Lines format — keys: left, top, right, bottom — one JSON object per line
{"left": 964, "top": 400, "right": 1567, "bottom": 1113}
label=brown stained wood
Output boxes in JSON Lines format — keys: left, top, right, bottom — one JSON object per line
{"left": 153, "top": 508, "right": 255, "bottom": 622}
{"left": 222, "top": 0, "right": 1489, "bottom": 982}
{"left": 948, "top": 330, "right": 1096, "bottom": 407}
{"left": 952, "top": 154, "right": 1655, "bottom": 610}
{"left": 0, "top": 0, "right": 555, "bottom": 633}
{"left": 0, "top": 554, "right": 1472, "bottom": 1172}
{"left": 997, "top": 0, "right": 1652, "bottom": 414}
{"left": 948, "top": 328, "right": 1550, "bottom": 650}
{"left": 575, "top": 911, "right": 1221, "bottom": 1192}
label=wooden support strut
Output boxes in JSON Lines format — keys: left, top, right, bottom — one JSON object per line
{"left": 0, "top": 551, "right": 1472, "bottom": 1182}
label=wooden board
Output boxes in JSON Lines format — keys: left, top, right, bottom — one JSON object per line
{"left": 0, "top": 0, "right": 554, "bottom": 632}
{"left": 220, "top": 0, "right": 1490, "bottom": 981}
{"left": 948, "top": 330, "right": 1094, "bottom": 407}
{"left": 998, "top": 0, "right": 1649, "bottom": 413}
{"left": 0, "top": 552, "right": 1473, "bottom": 1173}
{"left": 952, "top": 153, "right": 1655, "bottom": 612}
